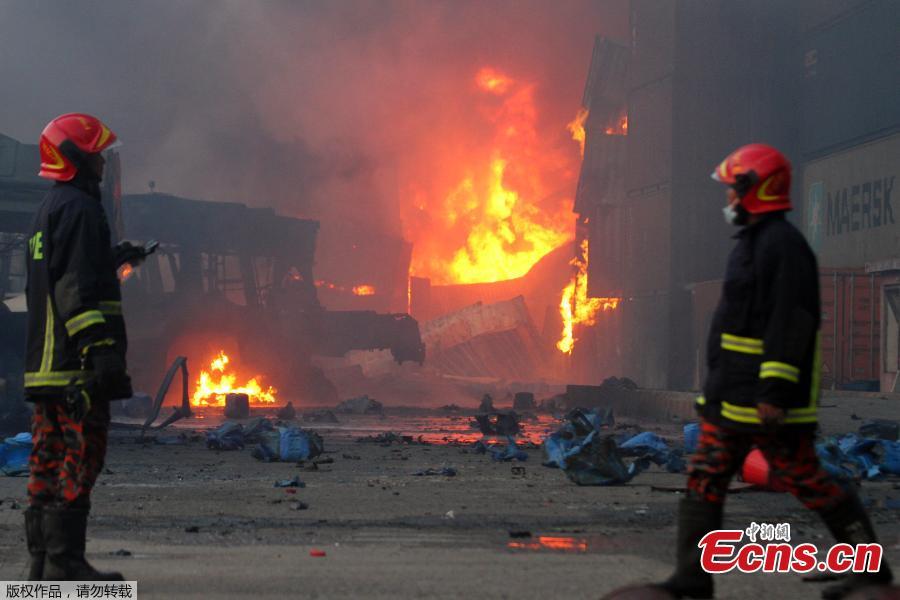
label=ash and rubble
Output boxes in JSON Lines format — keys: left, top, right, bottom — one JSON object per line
{"left": 2, "top": 389, "right": 898, "bottom": 598}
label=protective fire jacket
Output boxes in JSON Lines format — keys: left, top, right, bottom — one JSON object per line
{"left": 698, "top": 212, "right": 821, "bottom": 431}
{"left": 24, "top": 178, "right": 127, "bottom": 399}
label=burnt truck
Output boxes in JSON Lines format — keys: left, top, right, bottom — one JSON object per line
{"left": 0, "top": 132, "right": 424, "bottom": 411}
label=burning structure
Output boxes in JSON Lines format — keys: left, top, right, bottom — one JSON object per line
{"left": 568, "top": 1, "right": 900, "bottom": 393}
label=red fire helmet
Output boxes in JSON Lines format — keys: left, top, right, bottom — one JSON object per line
{"left": 711, "top": 143, "right": 792, "bottom": 214}
{"left": 38, "top": 113, "right": 118, "bottom": 181}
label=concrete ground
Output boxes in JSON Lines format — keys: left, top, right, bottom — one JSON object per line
{"left": 0, "top": 411, "right": 897, "bottom": 599}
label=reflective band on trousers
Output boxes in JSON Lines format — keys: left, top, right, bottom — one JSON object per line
{"left": 760, "top": 361, "right": 800, "bottom": 383}
{"left": 720, "top": 333, "right": 764, "bottom": 355}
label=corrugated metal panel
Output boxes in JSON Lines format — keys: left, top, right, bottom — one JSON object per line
{"left": 800, "top": 0, "right": 900, "bottom": 156}
{"left": 803, "top": 132, "right": 900, "bottom": 267}
{"left": 820, "top": 270, "right": 883, "bottom": 388}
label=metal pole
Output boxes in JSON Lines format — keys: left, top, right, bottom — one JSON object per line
{"left": 849, "top": 272, "right": 855, "bottom": 382}
{"left": 870, "top": 274, "right": 875, "bottom": 380}
{"left": 833, "top": 272, "right": 838, "bottom": 390}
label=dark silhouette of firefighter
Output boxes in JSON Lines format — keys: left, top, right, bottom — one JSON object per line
{"left": 614, "top": 144, "right": 893, "bottom": 599}
{"left": 24, "top": 113, "right": 135, "bottom": 580}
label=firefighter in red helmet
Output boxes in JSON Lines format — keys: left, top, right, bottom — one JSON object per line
{"left": 615, "top": 144, "right": 893, "bottom": 599}
{"left": 24, "top": 113, "right": 133, "bottom": 580}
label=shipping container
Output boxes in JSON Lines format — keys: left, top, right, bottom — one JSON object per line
{"left": 820, "top": 269, "right": 883, "bottom": 389}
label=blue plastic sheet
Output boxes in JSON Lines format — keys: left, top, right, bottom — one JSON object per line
{"left": 684, "top": 423, "right": 700, "bottom": 454}
{"left": 0, "top": 432, "right": 31, "bottom": 476}
{"left": 541, "top": 409, "right": 689, "bottom": 485}
{"left": 278, "top": 427, "right": 324, "bottom": 462}
{"left": 479, "top": 436, "right": 528, "bottom": 462}
{"left": 816, "top": 433, "right": 900, "bottom": 481}
{"left": 206, "top": 422, "right": 245, "bottom": 450}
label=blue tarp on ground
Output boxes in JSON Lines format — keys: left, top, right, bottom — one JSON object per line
{"left": 472, "top": 437, "right": 528, "bottom": 462}
{"left": 541, "top": 409, "right": 686, "bottom": 485}
{"left": 278, "top": 427, "right": 324, "bottom": 462}
{"left": 817, "top": 433, "right": 900, "bottom": 481}
{"left": 0, "top": 432, "right": 31, "bottom": 476}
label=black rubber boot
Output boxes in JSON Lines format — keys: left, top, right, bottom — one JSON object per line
{"left": 819, "top": 494, "right": 894, "bottom": 599}
{"left": 43, "top": 507, "right": 123, "bottom": 581}
{"left": 24, "top": 507, "right": 45, "bottom": 580}
{"left": 655, "top": 498, "right": 722, "bottom": 599}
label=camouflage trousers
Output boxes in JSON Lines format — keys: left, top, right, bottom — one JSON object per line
{"left": 28, "top": 396, "right": 110, "bottom": 508}
{"left": 687, "top": 419, "right": 846, "bottom": 511}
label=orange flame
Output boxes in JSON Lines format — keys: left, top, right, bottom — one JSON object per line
{"left": 567, "top": 108, "right": 589, "bottom": 157}
{"left": 192, "top": 350, "right": 277, "bottom": 407}
{"left": 604, "top": 111, "right": 628, "bottom": 136}
{"left": 352, "top": 284, "right": 376, "bottom": 296}
{"left": 557, "top": 240, "right": 618, "bottom": 354}
{"left": 406, "top": 67, "right": 576, "bottom": 285}
{"left": 508, "top": 536, "right": 589, "bottom": 552}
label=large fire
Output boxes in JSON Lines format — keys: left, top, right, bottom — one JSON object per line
{"left": 557, "top": 240, "right": 619, "bottom": 355}
{"left": 404, "top": 67, "right": 577, "bottom": 285}
{"left": 192, "top": 350, "right": 277, "bottom": 407}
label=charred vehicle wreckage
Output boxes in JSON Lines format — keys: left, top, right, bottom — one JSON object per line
{"left": 0, "top": 132, "right": 424, "bottom": 429}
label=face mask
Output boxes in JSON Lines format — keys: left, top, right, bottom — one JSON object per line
{"left": 722, "top": 204, "right": 749, "bottom": 226}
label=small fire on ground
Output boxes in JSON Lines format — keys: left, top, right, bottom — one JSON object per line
{"left": 557, "top": 240, "right": 619, "bottom": 355}
{"left": 192, "top": 350, "right": 277, "bottom": 407}
{"left": 315, "top": 280, "right": 377, "bottom": 296}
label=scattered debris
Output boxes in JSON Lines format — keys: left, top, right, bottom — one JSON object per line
{"left": 290, "top": 501, "right": 309, "bottom": 511}
{"left": 224, "top": 393, "right": 250, "bottom": 419}
{"left": 859, "top": 419, "right": 899, "bottom": 441}
{"left": 816, "top": 433, "right": 900, "bottom": 480}
{"left": 302, "top": 410, "right": 339, "bottom": 424}
{"left": 473, "top": 437, "right": 528, "bottom": 462}
{"left": 309, "top": 549, "right": 327, "bottom": 557}
{"left": 474, "top": 411, "right": 521, "bottom": 436}
{"left": 619, "top": 431, "right": 686, "bottom": 473}
{"left": 274, "top": 476, "right": 306, "bottom": 488}
{"left": 109, "top": 549, "right": 132, "bottom": 557}
{"left": 276, "top": 402, "right": 296, "bottom": 421}
{"left": 356, "top": 432, "right": 417, "bottom": 445}
{"left": 443, "top": 510, "right": 455, "bottom": 519}
{"left": 412, "top": 467, "right": 457, "bottom": 477}
{"left": 336, "top": 395, "right": 383, "bottom": 415}
{"left": 512, "top": 392, "right": 536, "bottom": 411}
{"left": 185, "top": 526, "right": 200, "bottom": 533}
{"left": 342, "top": 453, "right": 361, "bottom": 460}
{"left": 542, "top": 409, "right": 669, "bottom": 486}
{"left": 508, "top": 530, "right": 532, "bottom": 538}
{"left": 206, "top": 418, "right": 275, "bottom": 452}
{"left": 278, "top": 428, "right": 324, "bottom": 462}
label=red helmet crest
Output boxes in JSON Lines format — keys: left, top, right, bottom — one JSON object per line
{"left": 711, "top": 143, "right": 792, "bottom": 214}
{"left": 38, "top": 113, "right": 118, "bottom": 181}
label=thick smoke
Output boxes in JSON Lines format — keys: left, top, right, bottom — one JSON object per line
{"left": 0, "top": 1, "right": 626, "bottom": 275}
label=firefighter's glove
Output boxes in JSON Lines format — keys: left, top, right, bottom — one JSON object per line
{"left": 113, "top": 241, "right": 146, "bottom": 269}
{"left": 87, "top": 345, "right": 133, "bottom": 401}
{"left": 756, "top": 402, "right": 785, "bottom": 430}
{"left": 65, "top": 382, "right": 91, "bottom": 422}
